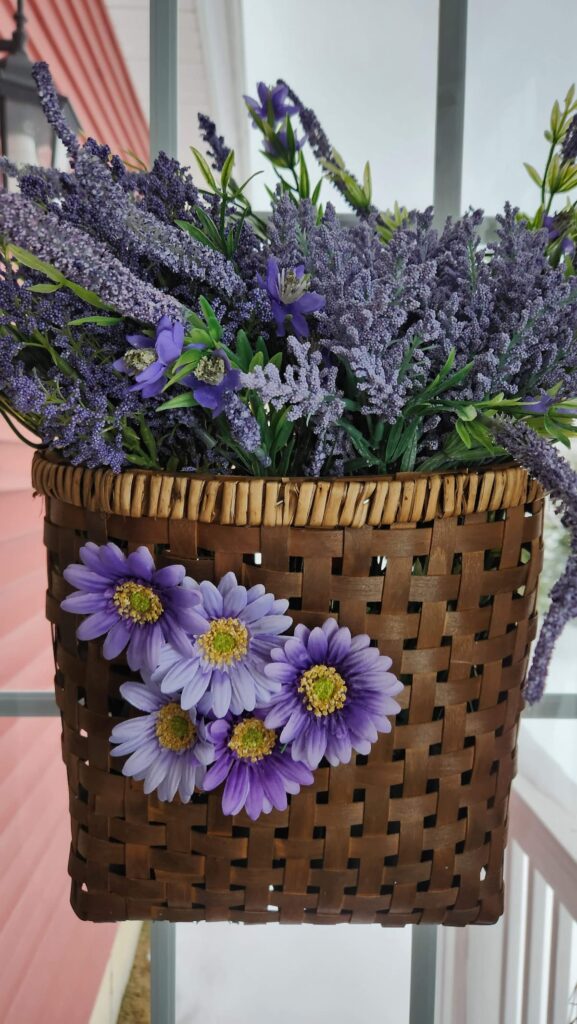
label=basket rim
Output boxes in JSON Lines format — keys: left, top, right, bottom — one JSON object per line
{"left": 32, "top": 450, "right": 541, "bottom": 528}
{"left": 33, "top": 448, "right": 520, "bottom": 485}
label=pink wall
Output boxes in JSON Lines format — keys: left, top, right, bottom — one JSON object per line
{"left": 0, "top": 425, "right": 119, "bottom": 1022}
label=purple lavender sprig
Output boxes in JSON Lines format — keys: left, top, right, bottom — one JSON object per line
{"left": 197, "top": 113, "right": 231, "bottom": 172}
{"left": 31, "top": 61, "right": 79, "bottom": 159}
{"left": 0, "top": 193, "right": 184, "bottom": 325}
{"left": 491, "top": 415, "right": 577, "bottom": 703}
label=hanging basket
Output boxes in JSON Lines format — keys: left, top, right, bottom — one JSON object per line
{"left": 32, "top": 452, "right": 543, "bottom": 926}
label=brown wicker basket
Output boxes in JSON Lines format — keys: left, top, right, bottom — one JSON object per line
{"left": 32, "top": 453, "right": 544, "bottom": 926}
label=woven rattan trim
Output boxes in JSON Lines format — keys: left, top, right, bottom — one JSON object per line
{"left": 32, "top": 453, "right": 541, "bottom": 528}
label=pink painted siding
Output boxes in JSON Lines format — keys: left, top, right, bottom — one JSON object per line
{"left": 0, "top": 0, "right": 150, "bottom": 1011}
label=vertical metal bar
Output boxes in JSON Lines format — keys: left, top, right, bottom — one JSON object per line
{"left": 149, "top": 0, "right": 178, "bottom": 160}
{"left": 151, "top": 921, "right": 176, "bottom": 1024}
{"left": 433, "top": 0, "right": 468, "bottom": 224}
{"left": 410, "top": 925, "right": 438, "bottom": 1024}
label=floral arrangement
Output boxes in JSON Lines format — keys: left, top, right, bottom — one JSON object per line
{"left": 2, "top": 63, "right": 577, "bottom": 709}
{"left": 62, "top": 546, "right": 402, "bottom": 817}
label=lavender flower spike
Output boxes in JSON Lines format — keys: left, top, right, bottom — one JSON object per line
{"left": 0, "top": 193, "right": 184, "bottom": 325}
{"left": 492, "top": 416, "right": 577, "bottom": 702}
{"left": 31, "top": 62, "right": 79, "bottom": 159}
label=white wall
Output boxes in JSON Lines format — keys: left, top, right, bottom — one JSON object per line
{"left": 241, "top": 0, "right": 439, "bottom": 212}
{"left": 462, "top": 0, "right": 577, "bottom": 214}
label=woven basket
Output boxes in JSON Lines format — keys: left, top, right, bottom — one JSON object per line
{"left": 33, "top": 453, "right": 544, "bottom": 926}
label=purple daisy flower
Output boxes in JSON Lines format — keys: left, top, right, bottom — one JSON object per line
{"left": 110, "top": 674, "right": 215, "bottom": 802}
{"left": 186, "top": 349, "right": 241, "bottom": 417}
{"left": 158, "top": 571, "right": 292, "bottom": 717}
{"left": 113, "top": 316, "right": 185, "bottom": 398}
{"left": 202, "top": 710, "right": 314, "bottom": 820}
{"left": 257, "top": 257, "right": 325, "bottom": 337}
{"left": 243, "top": 82, "right": 298, "bottom": 123}
{"left": 263, "top": 619, "right": 403, "bottom": 770}
{"left": 520, "top": 394, "right": 576, "bottom": 416}
{"left": 61, "top": 542, "right": 200, "bottom": 672}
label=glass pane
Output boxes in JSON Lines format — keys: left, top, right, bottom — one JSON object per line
{"left": 4, "top": 98, "right": 54, "bottom": 167}
{"left": 241, "top": 0, "right": 439, "bottom": 212}
{"left": 462, "top": 0, "right": 577, "bottom": 213}
{"left": 176, "top": 921, "right": 411, "bottom": 1022}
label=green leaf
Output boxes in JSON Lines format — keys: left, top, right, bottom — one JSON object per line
{"left": 29, "top": 282, "right": 61, "bottom": 294}
{"left": 220, "top": 150, "right": 235, "bottom": 193}
{"left": 67, "top": 315, "right": 123, "bottom": 326}
{"left": 298, "top": 151, "right": 310, "bottom": 198}
{"left": 524, "top": 162, "right": 542, "bottom": 187}
{"left": 248, "top": 352, "right": 264, "bottom": 371}
{"left": 198, "top": 296, "right": 222, "bottom": 342}
{"left": 190, "top": 147, "right": 217, "bottom": 190}
{"left": 455, "top": 420, "right": 473, "bottom": 449}
{"left": 311, "top": 179, "right": 322, "bottom": 205}
{"left": 8, "top": 245, "right": 64, "bottom": 282}
{"left": 235, "top": 330, "right": 253, "bottom": 371}
{"left": 363, "top": 161, "right": 372, "bottom": 202}
{"left": 156, "top": 392, "right": 199, "bottom": 412}
{"left": 187, "top": 327, "right": 212, "bottom": 347}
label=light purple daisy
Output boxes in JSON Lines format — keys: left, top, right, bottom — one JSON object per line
{"left": 110, "top": 674, "right": 215, "bottom": 803}
{"left": 186, "top": 349, "right": 241, "bottom": 417}
{"left": 263, "top": 619, "right": 403, "bottom": 770}
{"left": 158, "top": 571, "right": 292, "bottom": 717}
{"left": 113, "top": 316, "right": 185, "bottom": 398}
{"left": 202, "top": 711, "right": 314, "bottom": 820}
{"left": 60, "top": 542, "right": 201, "bottom": 672}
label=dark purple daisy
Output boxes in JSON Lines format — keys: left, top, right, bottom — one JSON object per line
{"left": 113, "top": 316, "right": 185, "bottom": 398}
{"left": 185, "top": 349, "right": 241, "bottom": 417}
{"left": 157, "top": 571, "right": 292, "bottom": 717}
{"left": 61, "top": 542, "right": 200, "bottom": 672}
{"left": 243, "top": 82, "right": 298, "bottom": 124}
{"left": 263, "top": 619, "right": 403, "bottom": 769}
{"left": 257, "top": 257, "right": 325, "bottom": 337}
{"left": 202, "top": 711, "right": 314, "bottom": 820}
{"left": 110, "top": 673, "right": 215, "bottom": 802}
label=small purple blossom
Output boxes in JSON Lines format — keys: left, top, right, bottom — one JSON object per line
{"left": 244, "top": 82, "right": 298, "bottom": 123}
{"left": 113, "top": 317, "right": 185, "bottom": 398}
{"left": 263, "top": 619, "right": 403, "bottom": 769}
{"left": 257, "top": 257, "right": 325, "bottom": 337}
{"left": 187, "top": 349, "right": 241, "bottom": 417}
{"left": 520, "top": 394, "right": 576, "bottom": 416}
{"left": 110, "top": 674, "right": 215, "bottom": 802}
{"left": 60, "top": 542, "right": 201, "bottom": 672}
{"left": 157, "top": 571, "right": 292, "bottom": 717}
{"left": 202, "top": 711, "right": 314, "bottom": 820}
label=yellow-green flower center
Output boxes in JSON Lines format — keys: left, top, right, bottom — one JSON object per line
{"left": 298, "top": 664, "right": 347, "bottom": 716}
{"left": 197, "top": 617, "right": 249, "bottom": 666}
{"left": 113, "top": 581, "right": 164, "bottom": 624}
{"left": 123, "top": 347, "right": 157, "bottom": 373}
{"left": 155, "top": 702, "right": 196, "bottom": 752}
{"left": 228, "top": 717, "right": 276, "bottom": 762}
{"left": 195, "top": 354, "right": 226, "bottom": 385}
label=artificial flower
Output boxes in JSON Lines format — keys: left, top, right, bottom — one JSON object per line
{"left": 110, "top": 674, "right": 214, "bottom": 802}
{"left": 202, "top": 711, "right": 313, "bottom": 820}
{"left": 257, "top": 257, "right": 325, "bottom": 337}
{"left": 158, "top": 571, "right": 292, "bottom": 717}
{"left": 186, "top": 349, "right": 241, "bottom": 417}
{"left": 113, "top": 316, "right": 185, "bottom": 398}
{"left": 264, "top": 618, "right": 403, "bottom": 769}
{"left": 61, "top": 542, "right": 200, "bottom": 672}
{"left": 243, "top": 81, "right": 298, "bottom": 123}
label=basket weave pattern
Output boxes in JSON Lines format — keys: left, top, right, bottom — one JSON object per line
{"left": 33, "top": 454, "right": 543, "bottom": 925}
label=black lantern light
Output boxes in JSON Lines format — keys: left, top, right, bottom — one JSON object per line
{"left": 0, "top": 0, "right": 79, "bottom": 170}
